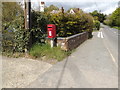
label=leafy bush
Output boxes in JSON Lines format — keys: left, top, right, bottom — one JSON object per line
{"left": 49, "top": 11, "right": 94, "bottom": 37}
{"left": 90, "top": 10, "right": 106, "bottom": 23}
{"left": 2, "top": 2, "right": 23, "bottom": 23}
{"left": 2, "top": 10, "right": 49, "bottom": 53}
{"left": 31, "top": 11, "right": 50, "bottom": 44}
{"left": 104, "top": 8, "right": 120, "bottom": 28}
{"left": 94, "top": 20, "right": 100, "bottom": 30}
{"left": 2, "top": 14, "right": 30, "bottom": 53}
{"left": 30, "top": 43, "right": 71, "bottom": 61}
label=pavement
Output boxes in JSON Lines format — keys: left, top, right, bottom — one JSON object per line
{"left": 2, "top": 56, "right": 52, "bottom": 88}
{"left": 27, "top": 25, "right": 118, "bottom": 88}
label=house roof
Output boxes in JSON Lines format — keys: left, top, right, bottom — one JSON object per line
{"left": 69, "top": 8, "right": 80, "bottom": 14}
{"left": 51, "top": 10, "right": 61, "bottom": 14}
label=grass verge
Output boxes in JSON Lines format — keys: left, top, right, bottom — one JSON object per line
{"left": 112, "top": 26, "right": 120, "bottom": 30}
{"left": 29, "top": 43, "right": 72, "bottom": 61}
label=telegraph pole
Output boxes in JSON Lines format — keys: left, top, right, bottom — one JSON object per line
{"left": 24, "top": 0, "right": 31, "bottom": 54}
{"left": 24, "top": 0, "right": 31, "bottom": 29}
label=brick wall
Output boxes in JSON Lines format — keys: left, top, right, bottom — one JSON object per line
{"left": 46, "top": 32, "right": 88, "bottom": 51}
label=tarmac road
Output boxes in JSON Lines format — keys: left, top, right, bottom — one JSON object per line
{"left": 101, "top": 24, "right": 118, "bottom": 65}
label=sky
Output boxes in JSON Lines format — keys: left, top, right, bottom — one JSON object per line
{"left": 30, "top": 0, "right": 119, "bottom": 15}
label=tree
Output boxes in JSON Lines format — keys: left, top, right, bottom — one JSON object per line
{"left": 111, "top": 8, "right": 120, "bottom": 27}
{"left": 90, "top": 10, "right": 106, "bottom": 23}
{"left": 31, "top": 11, "right": 50, "bottom": 44}
{"left": 2, "top": 2, "right": 23, "bottom": 23}
{"left": 104, "top": 8, "right": 120, "bottom": 28}
{"left": 44, "top": 5, "right": 59, "bottom": 13}
{"left": 2, "top": 2, "right": 24, "bottom": 53}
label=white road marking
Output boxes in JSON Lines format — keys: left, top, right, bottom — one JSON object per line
{"left": 97, "top": 32, "right": 100, "bottom": 38}
{"left": 105, "top": 44, "right": 118, "bottom": 68}
{"left": 97, "top": 32, "right": 104, "bottom": 38}
{"left": 100, "top": 32, "right": 104, "bottom": 38}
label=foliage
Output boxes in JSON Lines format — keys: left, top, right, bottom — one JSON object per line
{"left": 44, "top": 5, "right": 59, "bottom": 13}
{"left": 94, "top": 20, "right": 100, "bottom": 30}
{"left": 2, "top": 2, "right": 24, "bottom": 53}
{"left": 103, "top": 15, "right": 113, "bottom": 26}
{"left": 30, "top": 43, "right": 71, "bottom": 61}
{"left": 113, "top": 26, "right": 120, "bottom": 30}
{"left": 2, "top": 2, "right": 94, "bottom": 55}
{"left": 2, "top": 2, "right": 23, "bottom": 23}
{"left": 90, "top": 10, "right": 106, "bottom": 23}
{"left": 2, "top": 15, "right": 30, "bottom": 52}
{"left": 111, "top": 8, "right": 120, "bottom": 27}
{"left": 49, "top": 11, "right": 94, "bottom": 37}
{"left": 31, "top": 11, "right": 50, "bottom": 44}
{"left": 2, "top": 5, "right": 49, "bottom": 53}
{"left": 104, "top": 8, "right": 120, "bottom": 28}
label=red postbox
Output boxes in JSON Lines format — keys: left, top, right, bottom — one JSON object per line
{"left": 47, "top": 24, "right": 56, "bottom": 38}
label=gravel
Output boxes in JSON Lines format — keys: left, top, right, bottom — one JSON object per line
{"left": 2, "top": 56, "right": 52, "bottom": 88}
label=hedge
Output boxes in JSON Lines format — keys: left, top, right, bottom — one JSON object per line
{"left": 49, "top": 11, "right": 94, "bottom": 37}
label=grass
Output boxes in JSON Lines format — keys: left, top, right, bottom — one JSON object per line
{"left": 29, "top": 43, "right": 72, "bottom": 61}
{"left": 112, "top": 26, "right": 120, "bottom": 30}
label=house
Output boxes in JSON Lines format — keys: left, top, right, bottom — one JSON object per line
{"left": 50, "top": 7, "right": 64, "bottom": 14}
{"left": 69, "top": 8, "right": 80, "bottom": 14}
{"left": 40, "top": 2, "right": 45, "bottom": 12}
{"left": 51, "top": 10, "right": 61, "bottom": 14}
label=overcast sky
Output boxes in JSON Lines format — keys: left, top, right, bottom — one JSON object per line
{"left": 31, "top": 0, "right": 119, "bottom": 15}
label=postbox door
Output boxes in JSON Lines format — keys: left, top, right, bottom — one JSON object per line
{"left": 47, "top": 24, "right": 56, "bottom": 38}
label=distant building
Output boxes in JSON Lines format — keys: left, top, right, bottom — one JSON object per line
{"left": 69, "top": 8, "right": 80, "bottom": 14}
{"left": 51, "top": 10, "right": 60, "bottom": 14}
{"left": 50, "top": 7, "right": 64, "bottom": 14}
{"left": 69, "top": 9, "right": 75, "bottom": 14}
{"left": 40, "top": 2, "right": 45, "bottom": 12}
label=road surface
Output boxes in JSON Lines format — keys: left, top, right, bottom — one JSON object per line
{"left": 27, "top": 24, "right": 118, "bottom": 88}
{"left": 101, "top": 24, "right": 118, "bottom": 65}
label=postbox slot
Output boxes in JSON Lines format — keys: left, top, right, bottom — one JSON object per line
{"left": 48, "top": 27, "right": 52, "bottom": 28}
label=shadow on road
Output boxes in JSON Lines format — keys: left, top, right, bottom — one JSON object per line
{"left": 56, "top": 56, "right": 69, "bottom": 88}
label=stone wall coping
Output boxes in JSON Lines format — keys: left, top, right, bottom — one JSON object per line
{"left": 46, "top": 31, "right": 87, "bottom": 40}
{"left": 57, "top": 32, "right": 87, "bottom": 40}
{"left": 46, "top": 31, "right": 88, "bottom": 51}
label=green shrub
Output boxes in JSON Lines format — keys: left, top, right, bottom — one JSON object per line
{"left": 30, "top": 43, "right": 71, "bottom": 61}
{"left": 104, "top": 8, "right": 120, "bottom": 28}
{"left": 49, "top": 10, "right": 94, "bottom": 37}
{"left": 94, "top": 20, "right": 100, "bottom": 30}
{"left": 113, "top": 26, "right": 120, "bottom": 30}
{"left": 2, "top": 15, "right": 30, "bottom": 52}
{"left": 90, "top": 10, "right": 106, "bottom": 23}
{"left": 2, "top": 11, "right": 49, "bottom": 53}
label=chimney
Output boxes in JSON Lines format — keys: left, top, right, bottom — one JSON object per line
{"left": 41, "top": 2, "right": 45, "bottom": 5}
{"left": 61, "top": 7, "right": 64, "bottom": 14}
{"left": 40, "top": 2, "right": 45, "bottom": 12}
